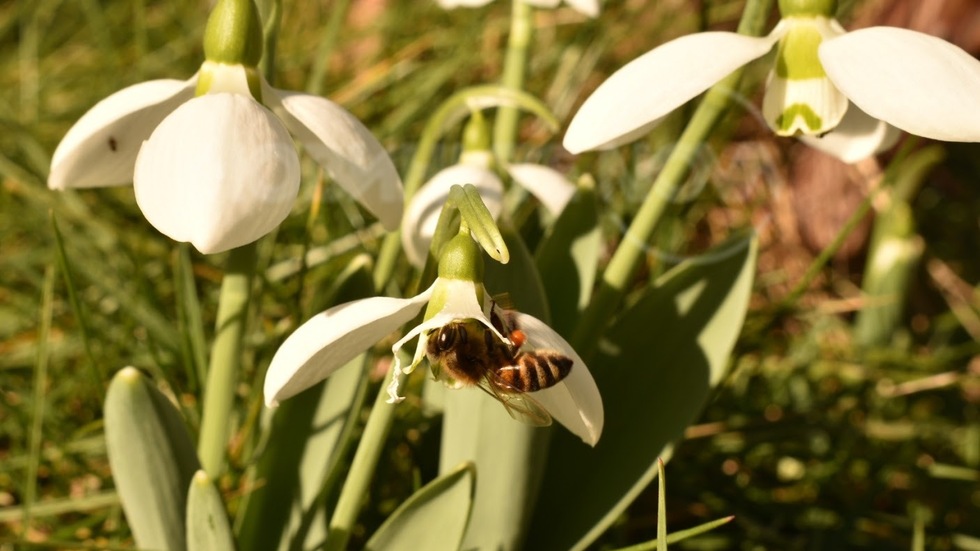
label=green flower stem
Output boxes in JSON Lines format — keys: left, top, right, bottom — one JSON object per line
{"left": 492, "top": 0, "right": 533, "bottom": 163}
{"left": 570, "top": 0, "right": 774, "bottom": 358}
{"left": 323, "top": 365, "right": 403, "bottom": 551}
{"left": 198, "top": 243, "right": 257, "bottom": 477}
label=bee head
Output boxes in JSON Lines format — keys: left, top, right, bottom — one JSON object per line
{"left": 429, "top": 322, "right": 467, "bottom": 355}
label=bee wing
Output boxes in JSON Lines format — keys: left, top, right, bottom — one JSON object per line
{"left": 475, "top": 371, "right": 553, "bottom": 427}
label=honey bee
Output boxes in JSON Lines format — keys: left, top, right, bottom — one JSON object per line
{"left": 425, "top": 309, "right": 573, "bottom": 426}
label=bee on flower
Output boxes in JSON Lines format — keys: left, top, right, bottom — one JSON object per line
{"left": 265, "top": 228, "right": 604, "bottom": 446}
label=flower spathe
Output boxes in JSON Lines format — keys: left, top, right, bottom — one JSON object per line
{"left": 263, "top": 242, "right": 604, "bottom": 446}
{"left": 438, "top": 0, "right": 599, "bottom": 18}
{"left": 564, "top": 2, "right": 980, "bottom": 162}
{"left": 49, "top": 62, "right": 403, "bottom": 254}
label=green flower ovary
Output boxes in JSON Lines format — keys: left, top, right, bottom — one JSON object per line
{"left": 203, "top": 0, "right": 264, "bottom": 67}
{"left": 778, "top": 0, "right": 836, "bottom": 17}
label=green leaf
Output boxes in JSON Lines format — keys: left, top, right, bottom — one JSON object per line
{"left": 440, "top": 389, "right": 548, "bottom": 551}
{"left": 526, "top": 232, "right": 758, "bottom": 551}
{"left": 187, "top": 470, "right": 235, "bottom": 551}
{"left": 104, "top": 367, "right": 201, "bottom": 551}
{"left": 439, "top": 227, "right": 550, "bottom": 550}
{"left": 535, "top": 180, "right": 600, "bottom": 337}
{"left": 365, "top": 462, "right": 476, "bottom": 551}
{"left": 484, "top": 225, "right": 549, "bottom": 322}
{"left": 611, "top": 515, "right": 736, "bottom": 551}
{"left": 237, "top": 257, "right": 374, "bottom": 551}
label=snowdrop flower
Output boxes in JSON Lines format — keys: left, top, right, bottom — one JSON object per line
{"left": 439, "top": 0, "right": 599, "bottom": 18}
{"left": 48, "top": 0, "right": 402, "bottom": 253}
{"left": 264, "top": 232, "right": 603, "bottom": 445}
{"left": 402, "top": 151, "right": 576, "bottom": 267}
{"left": 565, "top": 0, "right": 980, "bottom": 162}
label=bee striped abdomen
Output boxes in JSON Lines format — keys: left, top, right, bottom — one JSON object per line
{"left": 498, "top": 352, "right": 573, "bottom": 392}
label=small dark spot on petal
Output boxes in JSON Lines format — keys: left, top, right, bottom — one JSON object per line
{"left": 108, "top": 137, "right": 118, "bottom": 151}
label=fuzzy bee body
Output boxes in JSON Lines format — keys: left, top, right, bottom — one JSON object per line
{"left": 425, "top": 311, "right": 574, "bottom": 425}
{"left": 496, "top": 352, "right": 573, "bottom": 392}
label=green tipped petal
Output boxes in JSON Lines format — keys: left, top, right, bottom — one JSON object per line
{"left": 774, "top": 21, "right": 828, "bottom": 79}
{"left": 763, "top": 74, "right": 848, "bottom": 135}
{"left": 764, "top": 17, "right": 847, "bottom": 136}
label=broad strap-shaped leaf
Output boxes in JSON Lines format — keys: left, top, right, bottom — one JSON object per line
{"left": 239, "top": 260, "right": 375, "bottom": 551}
{"left": 535, "top": 181, "right": 600, "bottom": 337}
{"left": 484, "top": 225, "right": 550, "bottom": 322}
{"left": 104, "top": 367, "right": 201, "bottom": 551}
{"left": 186, "top": 471, "right": 235, "bottom": 551}
{"left": 526, "top": 233, "right": 758, "bottom": 551}
{"left": 365, "top": 462, "right": 476, "bottom": 551}
{"left": 440, "top": 227, "right": 551, "bottom": 550}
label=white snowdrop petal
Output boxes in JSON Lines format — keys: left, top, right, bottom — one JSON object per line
{"left": 505, "top": 163, "right": 576, "bottom": 215}
{"left": 133, "top": 94, "right": 300, "bottom": 254}
{"left": 564, "top": 32, "right": 777, "bottom": 153}
{"left": 266, "top": 84, "right": 404, "bottom": 230}
{"left": 513, "top": 313, "right": 603, "bottom": 446}
{"left": 800, "top": 104, "right": 902, "bottom": 163}
{"left": 265, "top": 291, "right": 433, "bottom": 407}
{"left": 49, "top": 77, "right": 196, "bottom": 190}
{"left": 820, "top": 26, "right": 980, "bottom": 142}
{"left": 401, "top": 164, "right": 504, "bottom": 268}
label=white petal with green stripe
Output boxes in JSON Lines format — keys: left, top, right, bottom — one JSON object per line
{"left": 763, "top": 17, "right": 848, "bottom": 136}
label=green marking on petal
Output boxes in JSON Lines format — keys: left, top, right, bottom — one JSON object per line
{"left": 775, "top": 22, "right": 827, "bottom": 80}
{"left": 776, "top": 103, "right": 823, "bottom": 134}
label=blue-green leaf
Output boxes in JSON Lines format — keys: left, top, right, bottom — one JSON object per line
{"left": 440, "top": 227, "right": 550, "bottom": 550}
{"left": 104, "top": 367, "right": 201, "bottom": 550}
{"left": 187, "top": 470, "right": 235, "bottom": 551}
{"left": 535, "top": 180, "right": 600, "bottom": 337}
{"left": 237, "top": 257, "right": 374, "bottom": 551}
{"left": 365, "top": 462, "right": 476, "bottom": 551}
{"left": 526, "top": 232, "right": 758, "bottom": 551}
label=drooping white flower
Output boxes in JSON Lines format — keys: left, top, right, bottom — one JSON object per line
{"left": 564, "top": 0, "right": 980, "bottom": 162}
{"left": 49, "top": 0, "right": 402, "bottom": 254}
{"left": 438, "top": 0, "right": 599, "bottom": 18}
{"left": 401, "top": 149, "right": 576, "bottom": 267}
{"left": 264, "top": 233, "right": 603, "bottom": 446}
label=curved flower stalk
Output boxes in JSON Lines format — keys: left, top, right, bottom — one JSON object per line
{"left": 48, "top": 0, "right": 403, "bottom": 254}
{"left": 401, "top": 149, "right": 576, "bottom": 267}
{"left": 265, "top": 232, "right": 604, "bottom": 446}
{"left": 438, "top": 0, "right": 599, "bottom": 18}
{"left": 564, "top": 0, "right": 980, "bottom": 162}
